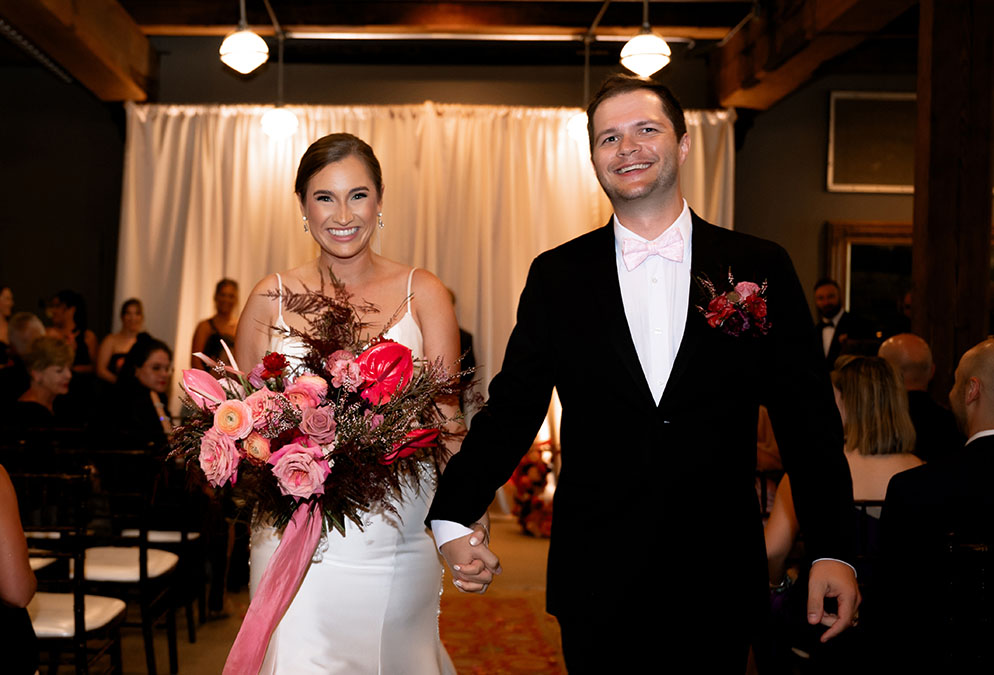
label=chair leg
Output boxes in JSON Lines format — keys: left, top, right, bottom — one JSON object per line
{"left": 167, "top": 605, "right": 179, "bottom": 674}
{"left": 111, "top": 627, "right": 124, "bottom": 675}
{"left": 141, "top": 604, "right": 157, "bottom": 675}
{"left": 186, "top": 596, "right": 197, "bottom": 643}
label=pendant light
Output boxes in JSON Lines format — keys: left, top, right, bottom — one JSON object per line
{"left": 620, "top": 0, "right": 671, "bottom": 77}
{"left": 259, "top": 1, "right": 297, "bottom": 140}
{"left": 219, "top": 0, "right": 269, "bottom": 74}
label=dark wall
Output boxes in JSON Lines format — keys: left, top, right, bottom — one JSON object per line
{"left": 0, "top": 65, "right": 125, "bottom": 338}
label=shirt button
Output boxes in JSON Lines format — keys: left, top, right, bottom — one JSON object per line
{"left": 651, "top": 277, "right": 658, "bottom": 284}
{"left": 653, "top": 328, "right": 662, "bottom": 335}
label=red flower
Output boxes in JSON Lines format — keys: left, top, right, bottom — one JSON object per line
{"left": 705, "top": 295, "right": 736, "bottom": 327}
{"left": 262, "top": 352, "right": 290, "bottom": 378}
{"left": 355, "top": 340, "right": 414, "bottom": 405}
{"left": 380, "top": 428, "right": 439, "bottom": 465}
{"left": 746, "top": 297, "right": 767, "bottom": 318}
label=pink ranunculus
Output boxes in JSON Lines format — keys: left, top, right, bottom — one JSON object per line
{"left": 284, "top": 374, "right": 329, "bottom": 410}
{"left": 299, "top": 405, "right": 337, "bottom": 445}
{"left": 181, "top": 369, "right": 226, "bottom": 411}
{"left": 242, "top": 432, "right": 271, "bottom": 464}
{"left": 244, "top": 388, "right": 285, "bottom": 431}
{"left": 380, "top": 428, "right": 440, "bottom": 465}
{"left": 734, "top": 281, "right": 761, "bottom": 301}
{"left": 326, "top": 350, "right": 361, "bottom": 392}
{"left": 268, "top": 438, "right": 331, "bottom": 501}
{"left": 355, "top": 340, "right": 414, "bottom": 405}
{"left": 213, "top": 400, "right": 254, "bottom": 439}
{"left": 199, "top": 428, "right": 241, "bottom": 487}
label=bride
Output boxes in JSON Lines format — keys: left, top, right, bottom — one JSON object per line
{"left": 234, "top": 133, "right": 465, "bottom": 674}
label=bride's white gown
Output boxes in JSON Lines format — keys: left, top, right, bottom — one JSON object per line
{"left": 249, "top": 271, "right": 455, "bottom": 674}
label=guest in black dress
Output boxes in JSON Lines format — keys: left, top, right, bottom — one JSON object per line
{"left": 0, "top": 313, "right": 45, "bottom": 406}
{"left": 45, "top": 290, "right": 97, "bottom": 426}
{"left": 0, "top": 464, "right": 38, "bottom": 675}
{"left": 2, "top": 336, "right": 73, "bottom": 431}
{"left": 112, "top": 334, "right": 173, "bottom": 445}
{"left": 191, "top": 279, "right": 239, "bottom": 372}
{"left": 95, "top": 298, "right": 145, "bottom": 384}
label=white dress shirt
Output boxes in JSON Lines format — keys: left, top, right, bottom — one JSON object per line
{"left": 821, "top": 308, "right": 844, "bottom": 357}
{"left": 614, "top": 200, "right": 693, "bottom": 404}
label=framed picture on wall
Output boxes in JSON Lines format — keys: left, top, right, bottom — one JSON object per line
{"left": 827, "top": 91, "right": 916, "bottom": 194}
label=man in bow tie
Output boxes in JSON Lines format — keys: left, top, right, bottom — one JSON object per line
{"left": 428, "top": 74, "right": 859, "bottom": 671}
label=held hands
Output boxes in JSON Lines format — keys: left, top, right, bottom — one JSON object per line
{"left": 807, "top": 559, "right": 861, "bottom": 642}
{"left": 439, "top": 519, "right": 501, "bottom": 594}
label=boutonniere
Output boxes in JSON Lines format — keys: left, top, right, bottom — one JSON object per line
{"left": 695, "top": 269, "right": 771, "bottom": 337}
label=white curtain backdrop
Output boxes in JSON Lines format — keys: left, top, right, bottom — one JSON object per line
{"left": 118, "top": 102, "right": 735, "bottom": 410}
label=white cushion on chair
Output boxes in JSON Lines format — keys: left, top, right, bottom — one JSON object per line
{"left": 30, "top": 556, "right": 56, "bottom": 571}
{"left": 28, "top": 592, "right": 126, "bottom": 637}
{"left": 120, "top": 529, "right": 201, "bottom": 542}
{"left": 82, "top": 546, "right": 179, "bottom": 581}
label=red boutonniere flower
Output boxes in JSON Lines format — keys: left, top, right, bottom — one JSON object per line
{"left": 696, "top": 270, "right": 771, "bottom": 337}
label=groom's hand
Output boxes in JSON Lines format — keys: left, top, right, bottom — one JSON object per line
{"left": 807, "top": 559, "right": 860, "bottom": 642}
{"left": 439, "top": 522, "right": 501, "bottom": 594}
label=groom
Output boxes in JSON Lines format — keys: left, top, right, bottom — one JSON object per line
{"left": 427, "top": 75, "right": 858, "bottom": 670}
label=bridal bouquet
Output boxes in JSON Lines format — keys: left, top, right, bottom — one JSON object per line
{"left": 169, "top": 274, "right": 467, "bottom": 535}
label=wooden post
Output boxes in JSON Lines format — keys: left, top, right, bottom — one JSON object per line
{"left": 912, "top": 0, "right": 993, "bottom": 398}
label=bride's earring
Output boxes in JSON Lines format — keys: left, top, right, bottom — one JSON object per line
{"left": 377, "top": 213, "right": 384, "bottom": 230}
{"left": 302, "top": 216, "right": 308, "bottom": 233}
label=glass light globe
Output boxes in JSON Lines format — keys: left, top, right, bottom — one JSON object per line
{"left": 261, "top": 108, "right": 299, "bottom": 140}
{"left": 620, "top": 32, "right": 671, "bottom": 77}
{"left": 566, "top": 112, "right": 589, "bottom": 145}
{"left": 219, "top": 30, "right": 269, "bottom": 74}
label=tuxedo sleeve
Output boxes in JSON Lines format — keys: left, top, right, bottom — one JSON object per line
{"left": 761, "top": 245, "right": 856, "bottom": 564}
{"left": 426, "top": 257, "right": 557, "bottom": 527}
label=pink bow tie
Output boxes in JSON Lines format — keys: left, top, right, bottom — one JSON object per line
{"left": 621, "top": 228, "right": 684, "bottom": 271}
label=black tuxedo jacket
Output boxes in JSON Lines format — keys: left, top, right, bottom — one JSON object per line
{"left": 877, "top": 435, "right": 994, "bottom": 670}
{"left": 428, "top": 213, "right": 854, "bottom": 630}
{"left": 819, "top": 311, "right": 874, "bottom": 368}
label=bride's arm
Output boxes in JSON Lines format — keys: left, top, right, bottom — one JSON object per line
{"left": 412, "top": 269, "right": 464, "bottom": 463}
{"left": 234, "top": 274, "right": 279, "bottom": 371}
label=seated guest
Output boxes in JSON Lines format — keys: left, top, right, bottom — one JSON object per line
{"left": 95, "top": 298, "right": 144, "bottom": 384}
{"left": 878, "top": 339, "right": 994, "bottom": 672}
{"left": 878, "top": 333, "right": 964, "bottom": 461}
{"left": 46, "top": 291, "right": 97, "bottom": 425}
{"left": 0, "top": 285, "right": 13, "bottom": 365}
{"left": 0, "top": 313, "right": 45, "bottom": 406}
{"left": 113, "top": 334, "right": 174, "bottom": 443}
{"left": 813, "top": 278, "right": 875, "bottom": 368}
{"left": 191, "top": 279, "right": 239, "bottom": 372}
{"left": 1, "top": 337, "right": 73, "bottom": 430}
{"left": 0, "top": 464, "right": 39, "bottom": 675}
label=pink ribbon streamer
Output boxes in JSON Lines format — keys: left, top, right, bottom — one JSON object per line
{"left": 223, "top": 503, "right": 322, "bottom": 674}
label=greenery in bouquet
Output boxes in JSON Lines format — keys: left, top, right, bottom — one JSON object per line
{"left": 169, "top": 273, "right": 469, "bottom": 535}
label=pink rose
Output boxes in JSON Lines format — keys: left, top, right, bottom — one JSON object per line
{"left": 268, "top": 438, "right": 331, "bottom": 501}
{"left": 244, "top": 388, "right": 286, "bottom": 431}
{"left": 734, "top": 281, "right": 760, "bottom": 300}
{"left": 326, "top": 350, "right": 360, "bottom": 391}
{"left": 380, "top": 428, "right": 439, "bottom": 465}
{"left": 243, "top": 432, "right": 271, "bottom": 464}
{"left": 199, "top": 428, "right": 241, "bottom": 487}
{"left": 284, "top": 374, "right": 329, "bottom": 410}
{"left": 299, "top": 405, "right": 337, "bottom": 445}
{"left": 248, "top": 364, "right": 266, "bottom": 389}
{"left": 213, "top": 400, "right": 254, "bottom": 439}
{"left": 181, "top": 369, "right": 226, "bottom": 411}
{"left": 355, "top": 340, "right": 414, "bottom": 405}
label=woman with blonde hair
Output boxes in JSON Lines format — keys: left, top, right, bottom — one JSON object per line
{"left": 766, "top": 356, "right": 921, "bottom": 583}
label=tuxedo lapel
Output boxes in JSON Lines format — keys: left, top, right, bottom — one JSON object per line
{"left": 587, "top": 223, "right": 656, "bottom": 405}
{"left": 660, "top": 214, "right": 718, "bottom": 408}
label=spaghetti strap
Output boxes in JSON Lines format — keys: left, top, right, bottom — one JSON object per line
{"left": 406, "top": 268, "right": 417, "bottom": 315}
{"left": 275, "top": 273, "right": 285, "bottom": 324}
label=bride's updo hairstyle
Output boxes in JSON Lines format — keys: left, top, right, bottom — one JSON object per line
{"left": 295, "top": 133, "right": 383, "bottom": 199}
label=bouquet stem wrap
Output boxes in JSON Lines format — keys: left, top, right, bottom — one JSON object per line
{"left": 223, "top": 503, "right": 323, "bottom": 674}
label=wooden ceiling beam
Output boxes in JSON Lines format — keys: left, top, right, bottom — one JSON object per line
{"left": 0, "top": 0, "right": 156, "bottom": 101}
{"left": 711, "top": 0, "right": 917, "bottom": 110}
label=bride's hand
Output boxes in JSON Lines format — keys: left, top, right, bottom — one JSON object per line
{"left": 439, "top": 521, "right": 501, "bottom": 594}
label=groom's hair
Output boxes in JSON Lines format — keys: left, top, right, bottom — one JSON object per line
{"left": 585, "top": 74, "right": 687, "bottom": 152}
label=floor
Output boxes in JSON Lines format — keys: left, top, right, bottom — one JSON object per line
{"left": 110, "top": 515, "right": 563, "bottom": 674}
